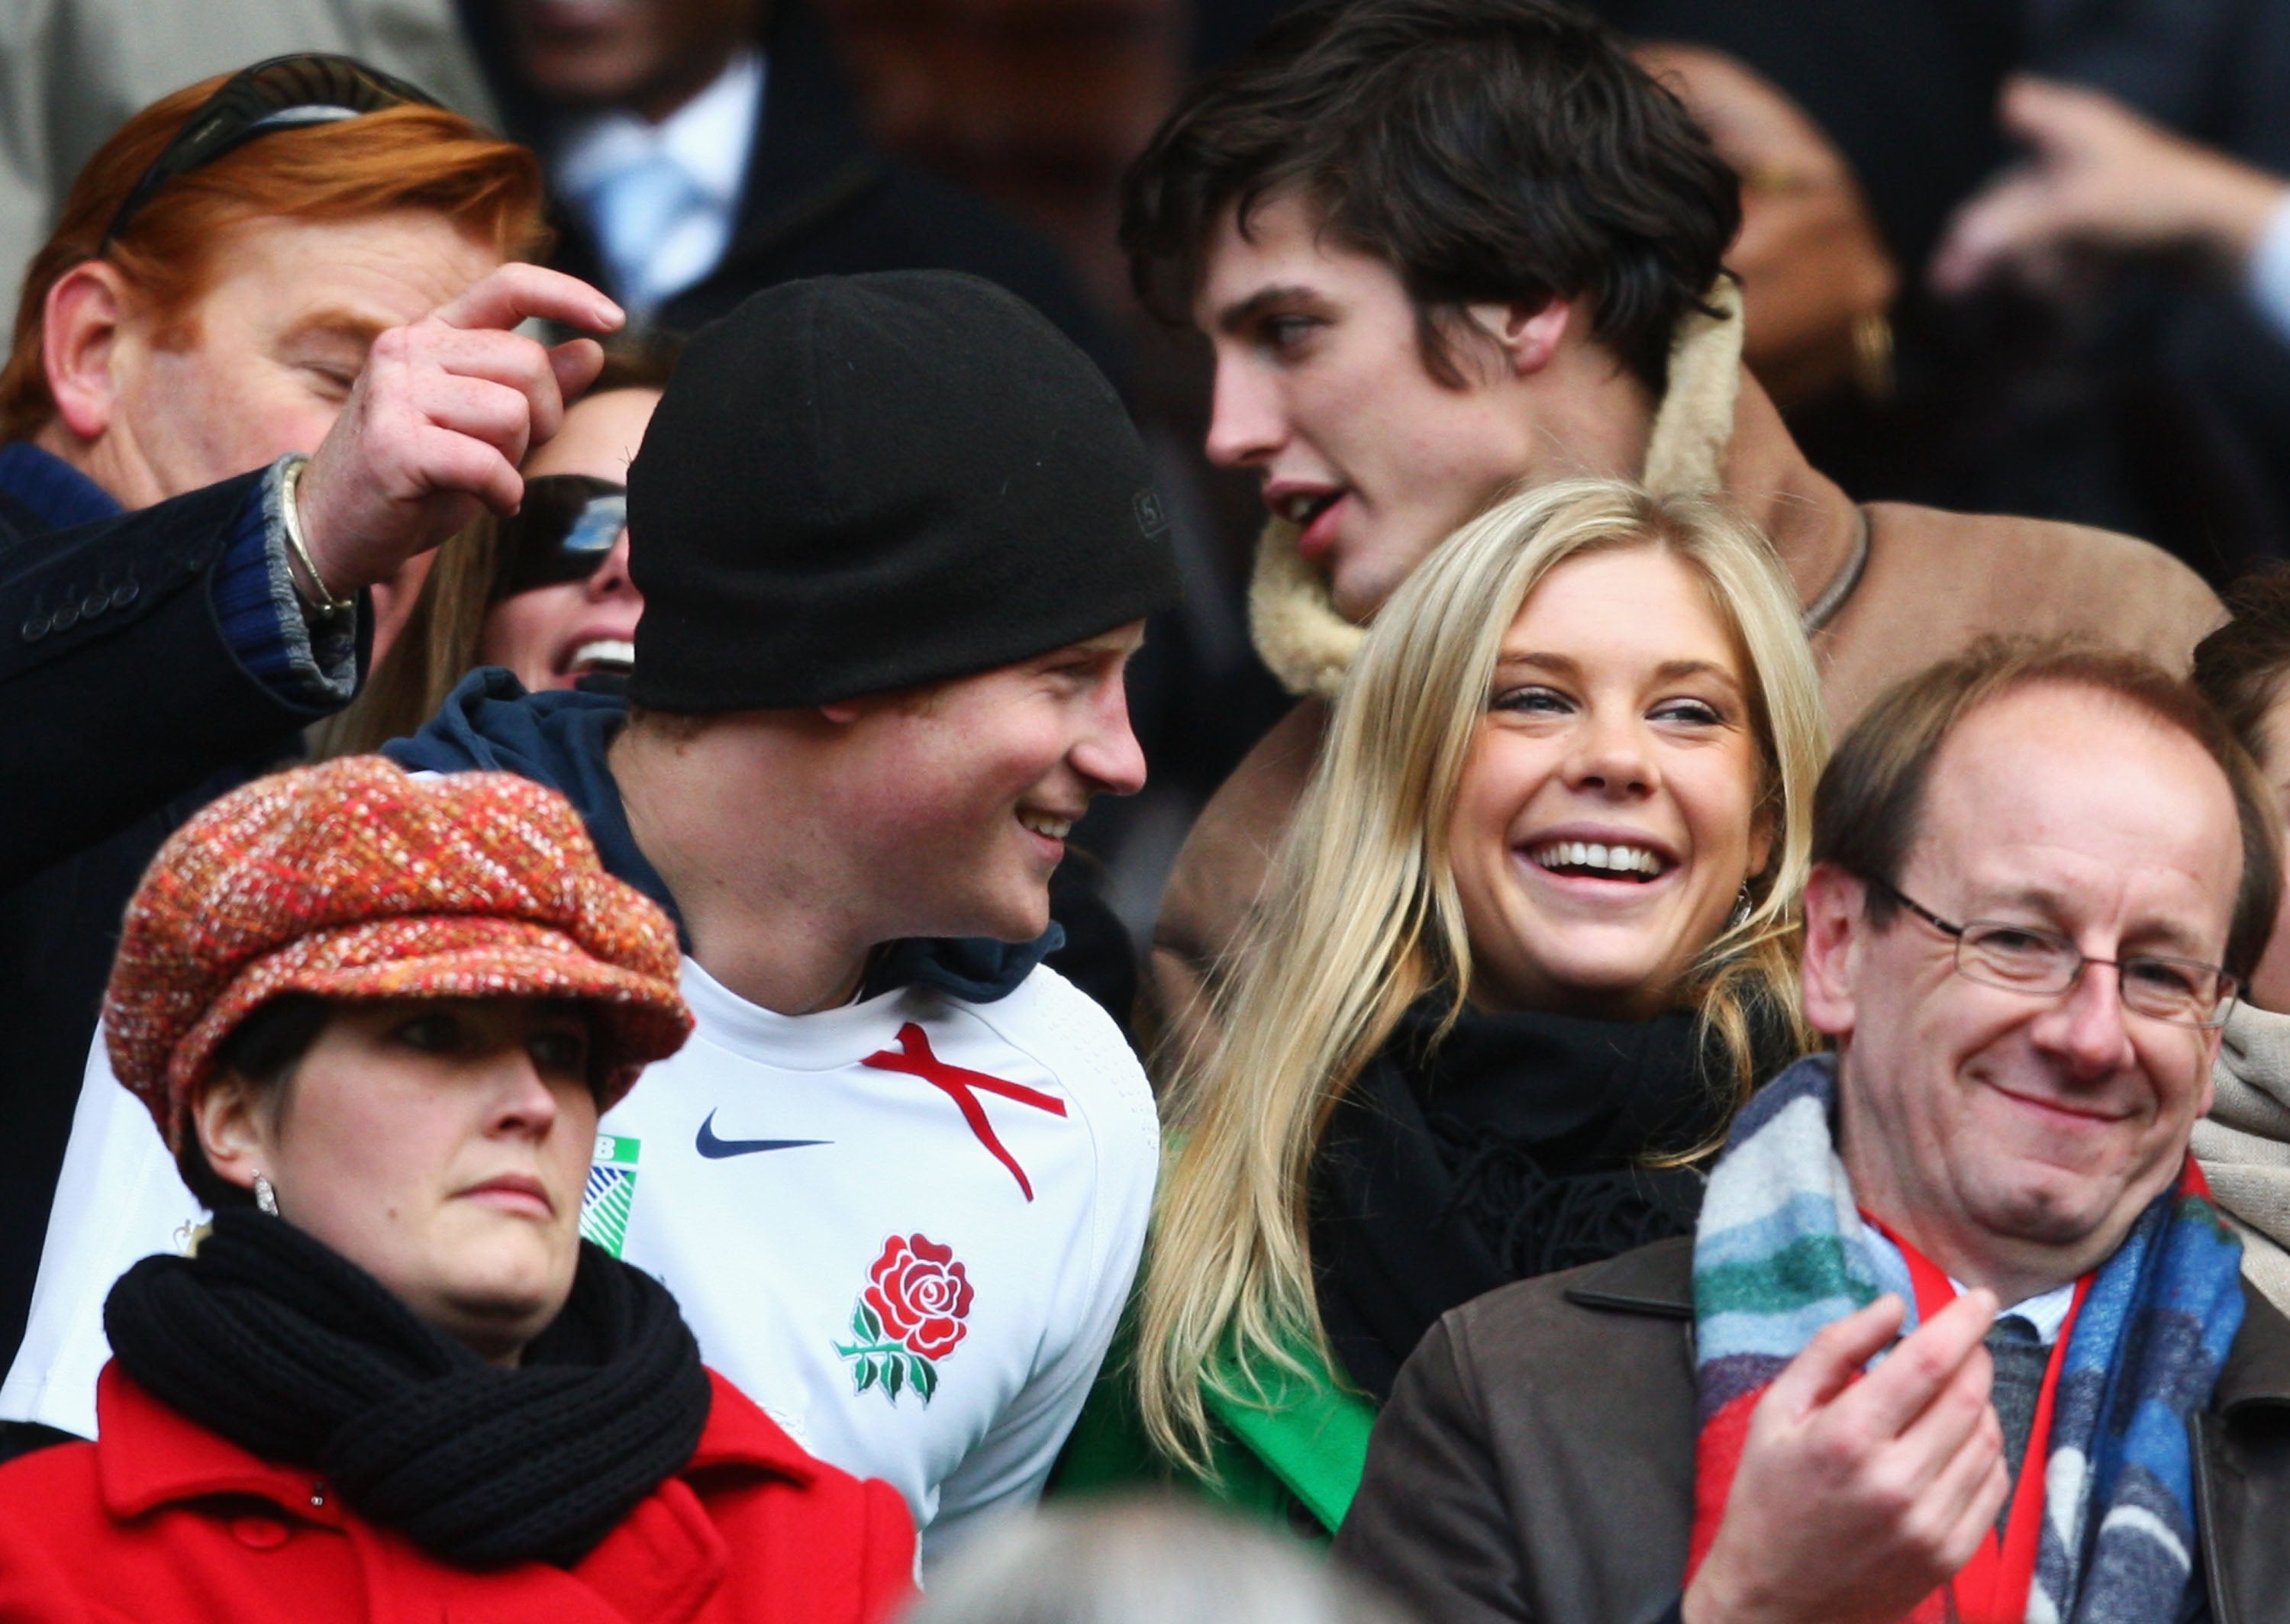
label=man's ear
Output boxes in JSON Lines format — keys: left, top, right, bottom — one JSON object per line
{"left": 191, "top": 1072, "right": 273, "bottom": 1198}
{"left": 40, "top": 260, "right": 132, "bottom": 442}
{"left": 1463, "top": 295, "right": 1574, "bottom": 379}
{"left": 1800, "top": 862, "right": 1866, "bottom": 1039}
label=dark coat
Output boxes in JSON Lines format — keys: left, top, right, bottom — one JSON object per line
{"left": 0, "top": 448, "right": 340, "bottom": 1363}
{"left": 456, "top": 0, "right": 1122, "bottom": 387}
{"left": 0, "top": 1363, "right": 915, "bottom": 1624}
{"left": 0, "top": 453, "right": 332, "bottom": 881}
{"left": 1334, "top": 1236, "right": 2290, "bottom": 1624}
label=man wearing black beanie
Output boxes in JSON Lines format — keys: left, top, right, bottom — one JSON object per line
{"left": 8, "top": 270, "right": 1181, "bottom": 1567}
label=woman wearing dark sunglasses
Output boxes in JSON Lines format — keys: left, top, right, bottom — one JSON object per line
{"left": 316, "top": 343, "right": 672, "bottom": 755}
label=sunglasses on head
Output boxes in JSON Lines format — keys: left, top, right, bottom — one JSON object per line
{"left": 103, "top": 53, "right": 441, "bottom": 253}
{"left": 492, "top": 475, "right": 631, "bottom": 603}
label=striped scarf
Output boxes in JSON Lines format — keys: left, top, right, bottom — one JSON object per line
{"left": 1690, "top": 1055, "right": 2245, "bottom": 1623}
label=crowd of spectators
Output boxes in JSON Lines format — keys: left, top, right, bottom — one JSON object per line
{"left": 5, "top": 1, "right": 2290, "bottom": 1621}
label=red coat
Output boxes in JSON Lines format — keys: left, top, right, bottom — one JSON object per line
{"left": 0, "top": 1363, "right": 916, "bottom": 1624}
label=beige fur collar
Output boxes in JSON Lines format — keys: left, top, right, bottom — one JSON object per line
{"left": 1249, "top": 280, "right": 1746, "bottom": 700}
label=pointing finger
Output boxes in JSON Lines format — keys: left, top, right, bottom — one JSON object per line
{"left": 432, "top": 263, "right": 624, "bottom": 337}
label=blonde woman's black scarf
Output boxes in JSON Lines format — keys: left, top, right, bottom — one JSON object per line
{"left": 1309, "top": 997, "right": 1740, "bottom": 1400}
{"left": 105, "top": 1206, "right": 712, "bottom": 1569}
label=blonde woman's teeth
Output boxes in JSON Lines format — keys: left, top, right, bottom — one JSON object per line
{"left": 1528, "top": 841, "right": 1665, "bottom": 876}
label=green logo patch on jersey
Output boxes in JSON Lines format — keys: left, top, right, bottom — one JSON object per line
{"left": 581, "top": 1133, "right": 641, "bottom": 1257}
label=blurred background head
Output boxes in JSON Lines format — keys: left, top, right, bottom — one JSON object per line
{"left": 498, "top": 0, "right": 767, "bottom": 119}
{"left": 898, "top": 1497, "right": 1412, "bottom": 1624}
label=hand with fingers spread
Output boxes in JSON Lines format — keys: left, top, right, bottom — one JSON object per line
{"left": 293, "top": 263, "right": 624, "bottom": 598}
{"left": 1931, "top": 76, "right": 2288, "bottom": 298}
{"left": 1682, "top": 1290, "right": 2008, "bottom": 1624}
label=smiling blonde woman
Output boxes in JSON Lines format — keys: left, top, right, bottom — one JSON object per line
{"left": 1060, "top": 477, "right": 1827, "bottom": 1532}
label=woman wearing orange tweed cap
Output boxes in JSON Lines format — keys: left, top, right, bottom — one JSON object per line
{"left": 0, "top": 756, "right": 913, "bottom": 1624}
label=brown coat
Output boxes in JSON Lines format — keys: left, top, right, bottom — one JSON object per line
{"left": 1330, "top": 1236, "right": 2290, "bottom": 1624}
{"left": 1145, "top": 375, "right": 2224, "bottom": 1055}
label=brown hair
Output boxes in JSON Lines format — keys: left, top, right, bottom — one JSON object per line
{"left": 1814, "top": 638, "right": 2284, "bottom": 980}
{"left": 1120, "top": 0, "right": 1739, "bottom": 392}
{"left": 0, "top": 75, "right": 547, "bottom": 442}
{"left": 2192, "top": 565, "right": 2290, "bottom": 766}
{"left": 311, "top": 343, "right": 680, "bottom": 758}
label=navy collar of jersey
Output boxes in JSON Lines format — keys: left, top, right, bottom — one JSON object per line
{"left": 383, "top": 668, "right": 1057, "bottom": 1004}
{"left": 0, "top": 441, "right": 123, "bottom": 532}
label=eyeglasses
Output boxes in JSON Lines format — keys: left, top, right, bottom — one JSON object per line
{"left": 102, "top": 54, "right": 441, "bottom": 253}
{"left": 490, "top": 475, "right": 630, "bottom": 603}
{"left": 1867, "top": 877, "right": 2238, "bottom": 1029}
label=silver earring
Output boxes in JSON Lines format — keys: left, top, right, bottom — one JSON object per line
{"left": 1728, "top": 884, "right": 1754, "bottom": 930}
{"left": 253, "top": 1173, "right": 279, "bottom": 1217}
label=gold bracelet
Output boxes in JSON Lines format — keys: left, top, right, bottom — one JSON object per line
{"left": 279, "top": 455, "right": 354, "bottom": 615}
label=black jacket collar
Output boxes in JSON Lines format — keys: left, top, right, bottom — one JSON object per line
{"left": 722, "top": 0, "right": 889, "bottom": 266}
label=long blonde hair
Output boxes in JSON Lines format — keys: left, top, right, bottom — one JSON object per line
{"left": 1137, "top": 478, "right": 1827, "bottom": 1473}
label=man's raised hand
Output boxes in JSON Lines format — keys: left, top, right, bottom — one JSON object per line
{"left": 1682, "top": 1290, "right": 2008, "bottom": 1624}
{"left": 292, "top": 264, "right": 623, "bottom": 597}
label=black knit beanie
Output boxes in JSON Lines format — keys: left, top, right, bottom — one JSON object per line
{"left": 624, "top": 271, "right": 1182, "bottom": 710}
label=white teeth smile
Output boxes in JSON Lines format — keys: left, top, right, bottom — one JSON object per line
{"left": 570, "top": 638, "right": 635, "bottom": 672}
{"left": 1527, "top": 840, "right": 1667, "bottom": 878}
{"left": 1018, "top": 812, "right": 1072, "bottom": 841}
{"left": 1278, "top": 491, "right": 1341, "bottom": 525}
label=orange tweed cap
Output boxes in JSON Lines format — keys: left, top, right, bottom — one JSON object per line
{"left": 105, "top": 756, "right": 693, "bottom": 1153}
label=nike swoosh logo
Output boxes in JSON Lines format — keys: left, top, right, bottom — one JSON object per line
{"left": 695, "top": 1110, "right": 831, "bottom": 1160}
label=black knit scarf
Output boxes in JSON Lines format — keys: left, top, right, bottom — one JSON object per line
{"left": 105, "top": 1207, "right": 714, "bottom": 1569}
{"left": 1309, "top": 997, "right": 1749, "bottom": 1400}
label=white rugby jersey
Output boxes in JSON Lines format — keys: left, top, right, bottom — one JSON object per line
{"left": 0, "top": 959, "right": 1156, "bottom": 1561}
{"left": 589, "top": 961, "right": 1156, "bottom": 1552}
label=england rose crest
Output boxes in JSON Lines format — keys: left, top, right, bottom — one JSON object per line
{"left": 834, "top": 1232, "right": 975, "bottom": 1403}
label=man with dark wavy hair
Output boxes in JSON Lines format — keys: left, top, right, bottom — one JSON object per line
{"left": 1127, "top": 0, "right": 2224, "bottom": 1057}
